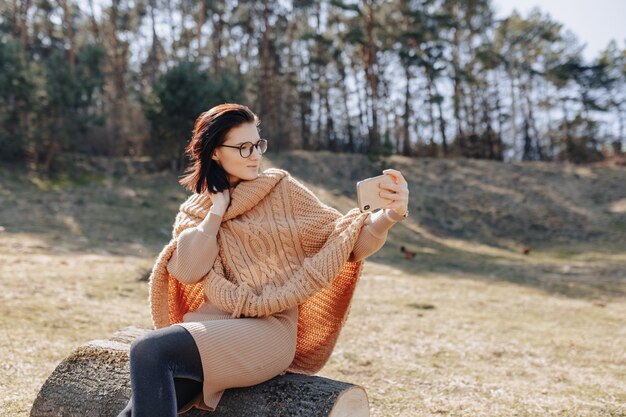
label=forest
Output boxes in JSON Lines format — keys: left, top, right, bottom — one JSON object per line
{"left": 1, "top": 0, "right": 625, "bottom": 174}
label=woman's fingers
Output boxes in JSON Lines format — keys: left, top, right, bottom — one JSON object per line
{"left": 379, "top": 191, "right": 409, "bottom": 201}
{"left": 209, "top": 189, "right": 230, "bottom": 208}
{"left": 379, "top": 169, "right": 409, "bottom": 217}
{"left": 383, "top": 201, "right": 403, "bottom": 209}
{"left": 379, "top": 177, "right": 409, "bottom": 202}
{"left": 382, "top": 169, "right": 407, "bottom": 185}
{"left": 379, "top": 182, "right": 408, "bottom": 193}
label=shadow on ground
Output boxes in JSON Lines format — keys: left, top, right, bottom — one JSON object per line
{"left": 1, "top": 152, "right": 624, "bottom": 301}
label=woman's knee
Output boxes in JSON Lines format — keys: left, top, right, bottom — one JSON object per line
{"left": 129, "top": 333, "right": 156, "bottom": 369}
{"left": 129, "top": 329, "right": 172, "bottom": 367}
{"left": 129, "top": 326, "right": 195, "bottom": 368}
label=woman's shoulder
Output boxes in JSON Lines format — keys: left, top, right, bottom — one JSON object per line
{"left": 178, "top": 192, "right": 211, "bottom": 219}
{"left": 260, "top": 168, "right": 303, "bottom": 190}
{"left": 261, "top": 167, "right": 291, "bottom": 179}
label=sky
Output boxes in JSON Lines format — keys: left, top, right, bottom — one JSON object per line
{"left": 491, "top": 0, "right": 626, "bottom": 61}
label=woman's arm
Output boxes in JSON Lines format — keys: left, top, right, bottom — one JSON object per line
{"left": 348, "top": 208, "right": 406, "bottom": 262}
{"left": 166, "top": 211, "right": 223, "bottom": 284}
{"left": 348, "top": 168, "right": 410, "bottom": 262}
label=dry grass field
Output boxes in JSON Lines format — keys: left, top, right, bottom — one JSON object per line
{"left": 1, "top": 152, "right": 624, "bottom": 416}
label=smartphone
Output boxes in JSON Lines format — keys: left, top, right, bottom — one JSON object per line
{"left": 357, "top": 174, "right": 390, "bottom": 212}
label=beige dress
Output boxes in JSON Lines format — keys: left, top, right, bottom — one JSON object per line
{"left": 166, "top": 208, "right": 403, "bottom": 412}
{"left": 174, "top": 303, "right": 298, "bottom": 412}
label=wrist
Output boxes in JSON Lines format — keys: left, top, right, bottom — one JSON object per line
{"left": 209, "top": 207, "right": 225, "bottom": 216}
{"left": 385, "top": 208, "right": 408, "bottom": 222}
{"left": 367, "top": 209, "right": 396, "bottom": 237}
{"left": 198, "top": 210, "right": 223, "bottom": 235}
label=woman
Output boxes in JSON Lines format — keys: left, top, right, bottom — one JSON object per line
{"left": 118, "top": 103, "right": 409, "bottom": 416}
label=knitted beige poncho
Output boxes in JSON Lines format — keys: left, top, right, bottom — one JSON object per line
{"left": 149, "top": 168, "right": 371, "bottom": 374}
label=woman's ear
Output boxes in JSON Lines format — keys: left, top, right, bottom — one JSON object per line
{"left": 211, "top": 152, "right": 222, "bottom": 168}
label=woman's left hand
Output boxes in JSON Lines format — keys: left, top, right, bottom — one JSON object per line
{"left": 379, "top": 169, "right": 409, "bottom": 217}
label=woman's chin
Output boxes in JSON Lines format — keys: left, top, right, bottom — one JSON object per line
{"left": 239, "top": 172, "right": 260, "bottom": 182}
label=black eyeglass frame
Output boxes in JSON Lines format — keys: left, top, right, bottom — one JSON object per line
{"left": 218, "top": 138, "right": 268, "bottom": 158}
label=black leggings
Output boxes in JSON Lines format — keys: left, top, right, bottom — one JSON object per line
{"left": 117, "top": 325, "right": 204, "bottom": 417}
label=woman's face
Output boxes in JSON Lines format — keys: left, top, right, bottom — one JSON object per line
{"left": 212, "top": 122, "right": 263, "bottom": 187}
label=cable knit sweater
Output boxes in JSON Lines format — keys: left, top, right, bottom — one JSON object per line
{"left": 148, "top": 168, "right": 405, "bottom": 374}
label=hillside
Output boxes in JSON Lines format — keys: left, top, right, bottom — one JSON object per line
{"left": 1, "top": 151, "right": 625, "bottom": 416}
{"left": 267, "top": 151, "right": 626, "bottom": 246}
{"left": 1, "top": 151, "right": 625, "bottom": 298}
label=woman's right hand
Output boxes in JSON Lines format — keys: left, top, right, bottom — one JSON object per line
{"left": 209, "top": 189, "right": 230, "bottom": 216}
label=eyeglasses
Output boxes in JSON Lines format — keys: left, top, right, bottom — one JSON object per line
{"left": 218, "top": 138, "right": 268, "bottom": 158}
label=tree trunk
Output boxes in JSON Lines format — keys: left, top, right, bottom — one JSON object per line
{"left": 403, "top": 64, "right": 412, "bottom": 156}
{"left": 166, "top": 0, "right": 177, "bottom": 69}
{"left": 426, "top": 77, "right": 437, "bottom": 156}
{"left": 522, "top": 118, "right": 532, "bottom": 161}
{"left": 314, "top": 3, "right": 323, "bottom": 150}
{"left": 562, "top": 99, "right": 573, "bottom": 161}
{"left": 213, "top": 5, "right": 225, "bottom": 78}
{"left": 17, "top": 0, "right": 31, "bottom": 55}
{"left": 87, "top": 0, "right": 100, "bottom": 41}
{"left": 508, "top": 66, "right": 518, "bottom": 159}
{"left": 259, "top": 0, "right": 277, "bottom": 148}
{"left": 546, "top": 100, "right": 556, "bottom": 159}
{"left": 298, "top": 88, "right": 312, "bottom": 150}
{"left": 107, "top": 0, "right": 126, "bottom": 155}
{"left": 451, "top": 3, "right": 463, "bottom": 139}
{"left": 480, "top": 87, "right": 496, "bottom": 159}
{"left": 282, "top": 16, "right": 297, "bottom": 150}
{"left": 196, "top": 0, "right": 206, "bottom": 59}
{"left": 351, "top": 59, "right": 367, "bottom": 152}
{"left": 617, "top": 105, "right": 625, "bottom": 152}
{"left": 430, "top": 79, "right": 448, "bottom": 156}
{"left": 524, "top": 76, "right": 544, "bottom": 160}
{"left": 436, "top": 98, "right": 448, "bottom": 156}
{"left": 324, "top": 82, "right": 337, "bottom": 151}
{"left": 364, "top": 1, "right": 380, "bottom": 154}
{"left": 149, "top": 0, "right": 158, "bottom": 87}
{"left": 30, "top": 327, "right": 370, "bottom": 417}
{"left": 338, "top": 58, "right": 354, "bottom": 152}
{"left": 58, "top": 0, "right": 76, "bottom": 69}
{"left": 468, "top": 83, "right": 478, "bottom": 135}
{"left": 492, "top": 70, "right": 504, "bottom": 143}
{"left": 179, "top": 0, "right": 192, "bottom": 61}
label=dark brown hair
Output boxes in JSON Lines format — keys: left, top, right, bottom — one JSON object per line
{"left": 179, "top": 103, "right": 260, "bottom": 194}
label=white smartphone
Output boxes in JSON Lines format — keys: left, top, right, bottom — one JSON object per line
{"left": 357, "top": 174, "right": 390, "bottom": 212}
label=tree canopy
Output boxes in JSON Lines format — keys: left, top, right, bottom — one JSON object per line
{"left": 1, "top": 0, "right": 624, "bottom": 172}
